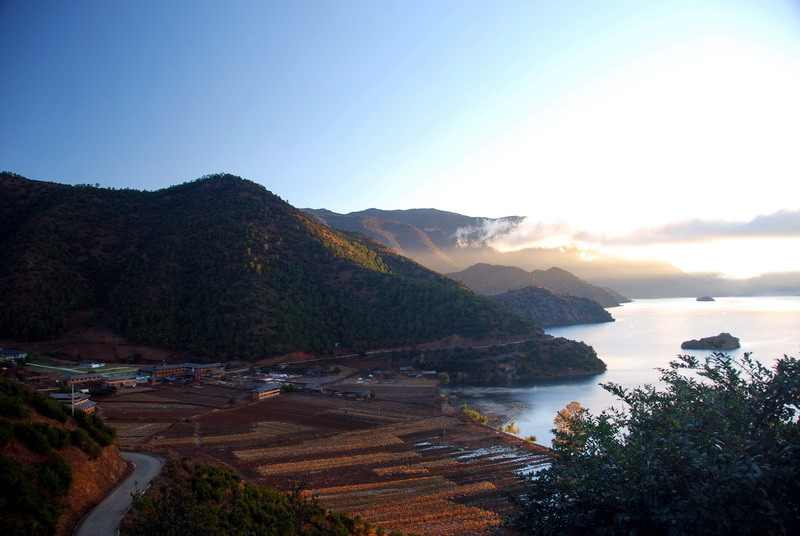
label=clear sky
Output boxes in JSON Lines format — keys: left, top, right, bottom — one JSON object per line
{"left": 2, "top": 0, "right": 799, "bottom": 278}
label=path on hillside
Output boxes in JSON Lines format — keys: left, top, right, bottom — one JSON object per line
{"left": 74, "top": 451, "right": 163, "bottom": 536}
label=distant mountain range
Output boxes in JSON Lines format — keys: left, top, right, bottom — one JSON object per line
{"left": 1, "top": 172, "right": 606, "bottom": 379}
{"left": 306, "top": 208, "right": 800, "bottom": 298}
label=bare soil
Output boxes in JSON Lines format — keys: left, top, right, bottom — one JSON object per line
{"left": 100, "top": 379, "right": 550, "bottom": 535}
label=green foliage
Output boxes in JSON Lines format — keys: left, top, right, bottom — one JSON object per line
{"left": 74, "top": 410, "right": 117, "bottom": 447}
{"left": 0, "top": 393, "right": 30, "bottom": 419}
{"left": 0, "top": 452, "right": 71, "bottom": 535}
{"left": 121, "top": 459, "right": 378, "bottom": 536}
{"left": 1, "top": 172, "right": 541, "bottom": 362}
{"left": 13, "top": 421, "right": 71, "bottom": 455}
{"left": 0, "top": 378, "right": 68, "bottom": 422}
{"left": 508, "top": 353, "right": 800, "bottom": 535}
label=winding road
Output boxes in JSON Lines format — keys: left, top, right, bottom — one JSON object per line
{"left": 74, "top": 451, "right": 163, "bottom": 536}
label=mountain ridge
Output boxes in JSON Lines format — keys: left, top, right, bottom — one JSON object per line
{"left": 2, "top": 172, "right": 605, "bottom": 380}
{"left": 306, "top": 207, "right": 800, "bottom": 298}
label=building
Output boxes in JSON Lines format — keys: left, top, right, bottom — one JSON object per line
{"left": 62, "top": 373, "right": 104, "bottom": 386}
{"left": 138, "top": 362, "right": 224, "bottom": 379}
{"left": 103, "top": 374, "right": 137, "bottom": 388}
{"left": 251, "top": 382, "right": 282, "bottom": 400}
{"left": 80, "top": 360, "right": 105, "bottom": 369}
{"left": 0, "top": 348, "right": 28, "bottom": 360}
{"left": 49, "top": 392, "right": 97, "bottom": 414}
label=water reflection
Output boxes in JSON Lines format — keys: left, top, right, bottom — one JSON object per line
{"left": 444, "top": 297, "right": 800, "bottom": 445}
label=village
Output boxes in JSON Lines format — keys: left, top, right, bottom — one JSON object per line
{"left": 1, "top": 346, "right": 449, "bottom": 414}
{"left": 1, "top": 346, "right": 550, "bottom": 535}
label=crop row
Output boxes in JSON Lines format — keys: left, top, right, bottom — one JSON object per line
{"left": 372, "top": 457, "right": 457, "bottom": 476}
{"left": 352, "top": 490, "right": 500, "bottom": 534}
{"left": 235, "top": 431, "right": 403, "bottom": 461}
{"left": 257, "top": 450, "right": 419, "bottom": 475}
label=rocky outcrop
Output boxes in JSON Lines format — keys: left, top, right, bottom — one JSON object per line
{"left": 681, "top": 332, "right": 740, "bottom": 350}
{"left": 696, "top": 296, "right": 715, "bottom": 301}
{"left": 490, "top": 286, "right": 614, "bottom": 328}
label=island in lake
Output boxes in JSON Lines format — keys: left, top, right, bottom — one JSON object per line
{"left": 681, "top": 332, "right": 740, "bottom": 350}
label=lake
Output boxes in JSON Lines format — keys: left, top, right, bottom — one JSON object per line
{"left": 444, "top": 296, "right": 800, "bottom": 444}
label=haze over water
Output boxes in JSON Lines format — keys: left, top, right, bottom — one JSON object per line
{"left": 446, "top": 297, "right": 800, "bottom": 445}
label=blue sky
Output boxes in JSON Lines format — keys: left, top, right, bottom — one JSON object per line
{"left": 2, "top": 1, "right": 800, "bottom": 277}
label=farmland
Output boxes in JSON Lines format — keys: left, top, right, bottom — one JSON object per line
{"left": 100, "top": 377, "right": 550, "bottom": 535}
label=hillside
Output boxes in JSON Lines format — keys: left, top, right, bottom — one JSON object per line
{"left": 120, "top": 459, "right": 379, "bottom": 536}
{"left": 0, "top": 377, "right": 126, "bottom": 536}
{"left": 305, "top": 208, "right": 525, "bottom": 273}
{"left": 530, "top": 267, "right": 629, "bottom": 307}
{"left": 489, "top": 286, "right": 614, "bottom": 328}
{"left": 1, "top": 172, "right": 583, "bottom": 367}
{"left": 447, "top": 263, "right": 538, "bottom": 296}
{"left": 448, "top": 264, "right": 627, "bottom": 308}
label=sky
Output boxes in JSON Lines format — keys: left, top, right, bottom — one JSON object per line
{"left": 2, "top": 0, "right": 800, "bottom": 278}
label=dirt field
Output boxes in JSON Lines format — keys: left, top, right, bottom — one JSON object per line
{"left": 101, "top": 379, "right": 550, "bottom": 535}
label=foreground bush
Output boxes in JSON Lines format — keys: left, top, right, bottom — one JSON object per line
{"left": 508, "top": 353, "right": 800, "bottom": 535}
{"left": 121, "top": 459, "right": 379, "bottom": 536}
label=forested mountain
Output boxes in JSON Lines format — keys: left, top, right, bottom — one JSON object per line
{"left": 1, "top": 172, "right": 552, "bottom": 361}
{"left": 305, "top": 207, "right": 525, "bottom": 273}
{"left": 490, "top": 286, "right": 614, "bottom": 328}
{"left": 447, "top": 264, "right": 627, "bottom": 307}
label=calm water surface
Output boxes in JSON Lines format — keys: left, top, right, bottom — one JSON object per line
{"left": 445, "top": 297, "right": 800, "bottom": 444}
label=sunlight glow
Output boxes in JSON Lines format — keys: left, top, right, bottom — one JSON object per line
{"left": 435, "top": 35, "right": 800, "bottom": 238}
{"left": 603, "top": 238, "right": 800, "bottom": 279}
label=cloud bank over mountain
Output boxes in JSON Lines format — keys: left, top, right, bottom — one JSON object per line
{"left": 576, "top": 210, "right": 800, "bottom": 245}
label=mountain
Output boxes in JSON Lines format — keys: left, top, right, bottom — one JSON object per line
{"left": 306, "top": 208, "right": 462, "bottom": 272}
{"left": 489, "top": 286, "right": 614, "bottom": 328}
{"left": 305, "top": 207, "right": 525, "bottom": 273}
{"left": 446, "top": 263, "right": 539, "bottom": 296}
{"left": 2, "top": 172, "right": 596, "bottom": 369}
{"left": 0, "top": 376, "right": 126, "bottom": 536}
{"left": 307, "top": 208, "right": 800, "bottom": 298}
{"left": 448, "top": 264, "right": 628, "bottom": 307}
{"left": 530, "top": 267, "right": 630, "bottom": 307}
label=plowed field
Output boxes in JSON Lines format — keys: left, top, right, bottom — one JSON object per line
{"left": 102, "top": 380, "right": 549, "bottom": 535}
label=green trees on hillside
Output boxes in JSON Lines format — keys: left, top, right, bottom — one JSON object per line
{"left": 121, "top": 459, "right": 377, "bottom": 536}
{"left": 0, "top": 377, "right": 118, "bottom": 535}
{"left": 1, "top": 172, "right": 542, "bottom": 360}
{"left": 508, "top": 353, "right": 800, "bottom": 535}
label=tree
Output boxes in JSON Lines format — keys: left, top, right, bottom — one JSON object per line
{"left": 551, "top": 400, "right": 586, "bottom": 453}
{"left": 508, "top": 353, "right": 800, "bottom": 535}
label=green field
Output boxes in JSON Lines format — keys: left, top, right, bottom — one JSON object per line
{"left": 29, "top": 362, "right": 139, "bottom": 376}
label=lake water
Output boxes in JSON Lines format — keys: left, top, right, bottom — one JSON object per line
{"left": 445, "top": 296, "right": 800, "bottom": 445}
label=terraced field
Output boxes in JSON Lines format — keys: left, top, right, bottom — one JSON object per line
{"left": 101, "top": 380, "right": 550, "bottom": 535}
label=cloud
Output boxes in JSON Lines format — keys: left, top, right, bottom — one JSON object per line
{"left": 453, "top": 218, "right": 522, "bottom": 247}
{"left": 576, "top": 210, "right": 800, "bottom": 246}
{"left": 454, "top": 218, "right": 579, "bottom": 250}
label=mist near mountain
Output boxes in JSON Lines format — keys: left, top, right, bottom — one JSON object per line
{"left": 306, "top": 208, "right": 800, "bottom": 298}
